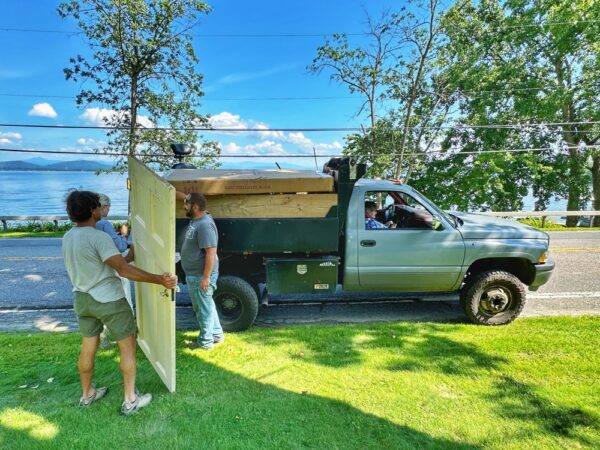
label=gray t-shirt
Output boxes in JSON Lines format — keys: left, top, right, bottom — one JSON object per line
{"left": 180, "top": 214, "right": 219, "bottom": 277}
{"left": 62, "top": 226, "right": 125, "bottom": 303}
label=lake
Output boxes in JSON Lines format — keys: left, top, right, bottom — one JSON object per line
{"left": 0, "top": 171, "right": 130, "bottom": 216}
{"left": 0, "top": 170, "right": 571, "bottom": 218}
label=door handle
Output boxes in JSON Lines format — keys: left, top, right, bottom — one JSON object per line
{"left": 360, "top": 240, "right": 376, "bottom": 247}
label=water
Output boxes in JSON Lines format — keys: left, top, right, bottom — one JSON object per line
{"left": 0, "top": 171, "right": 129, "bottom": 216}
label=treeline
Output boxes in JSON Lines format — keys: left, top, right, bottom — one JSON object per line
{"left": 310, "top": 0, "right": 599, "bottom": 226}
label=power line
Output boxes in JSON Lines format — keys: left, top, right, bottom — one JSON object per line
{"left": 0, "top": 123, "right": 363, "bottom": 132}
{"left": 0, "top": 147, "right": 339, "bottom": 158}
{"left": 1, "top": 144, "right": 598, "bottom": 159}
{"left": 1, "top": 20, "right": 598, "bottom": 37}
{"left": 0, "top": 92, "right": 360, "bottom": 101}
{"left": 1, "top": 121, "right": 600, "bottom": 132}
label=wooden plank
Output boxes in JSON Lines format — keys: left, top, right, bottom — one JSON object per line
{"left": 175, "top": 193, "right": 338, "bottom": 219}
{"left": 165, "top": 168, "right": 334, "bottom": 194}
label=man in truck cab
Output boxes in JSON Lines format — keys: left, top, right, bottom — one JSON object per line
{"left": 176, "top": 191, "right": 224, "bottom": 350}
{"left": 365, "top": 200, "right": 395, "bottom": 229}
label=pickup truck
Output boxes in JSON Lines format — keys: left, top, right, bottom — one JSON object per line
{"left": 168, "top": 156, "right": 554, "bottom": 331}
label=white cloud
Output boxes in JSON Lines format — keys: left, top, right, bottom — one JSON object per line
{"left": 285, "top": 132, "right": 342, "bottom": 154}
{"left": 209, "top": 63, "right": 301, "bottom": 89}
{"left": 287, "top": 132, "right": 313, "bottom": 148}
{"left": 253, "top": 123, "right": 285, "bottom": 140}
{"left": 208, "top": 112, "right": 246, "bottom": 130}
{"left": 80, "top": 108, "right": 118, "bottom": 126}
{"left": 80, "top": 108, "right": 153, "bottom": 128}
{"left": 28, "top": 102, "right": 57, "bottom": 118}
{"left": 208, "top": 112, "right": 283, "bottom": 140}
{"left": 219, "top": 140, "right": 286, "bottom": 156}
{"left": 76, "top": 138, "right": 106, "bottom": 151}
{"left": 209, "top": 111, "right": 344, "bottom": 160}
{"left": 0, "top": 132, "right": 22, "bottom": 145}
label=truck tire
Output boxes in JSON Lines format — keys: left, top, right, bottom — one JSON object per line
{"left": 214, "top": 276, "right": 259, "bottom": 332}
{"left": 460, "top": 270, "right": 526, "bottom": 325}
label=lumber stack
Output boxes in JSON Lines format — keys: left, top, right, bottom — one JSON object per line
{"left": 164, "top": 168, "right": 337, "bottom": 219}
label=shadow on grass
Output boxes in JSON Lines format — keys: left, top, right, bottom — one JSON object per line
{"left": 238, "top": 321, "right": 599, "bottom": 446}
{"left": 487, "top": 376, "right": 598, "bottom": 446}
{"left": 1, "top": 334, "right": 479, "bottom": 450}
{"left": 241, "top": 322, "right": 506, "bottom": 374}
{"left": 2, "top": 327, "right": 599, "bottom": 449}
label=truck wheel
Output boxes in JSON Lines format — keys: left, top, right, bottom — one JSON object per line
{"left": 214, "top": 276, "right": 259, "bottom": 332}
{"left": 460, "top": 270, "right": 526, "bottom": 325}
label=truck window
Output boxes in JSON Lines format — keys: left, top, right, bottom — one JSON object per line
{"left": 365, "top": 191, "right": 434, "bottom": 229}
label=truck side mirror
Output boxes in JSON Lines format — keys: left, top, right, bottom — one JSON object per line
{"left": 431, "top": 218, "right": 444, "bottom": 231}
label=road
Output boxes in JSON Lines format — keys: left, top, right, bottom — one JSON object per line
{"left": 1, "top": 231, "right": 599, "bottom": 332}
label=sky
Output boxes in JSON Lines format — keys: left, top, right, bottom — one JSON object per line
{"left": 0, "top": 0, "right": 403, "bottom": 169}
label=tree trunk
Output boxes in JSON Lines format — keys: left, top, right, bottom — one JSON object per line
{"left": 565, "top": 148, "right": 584, "bottom": 227}
{"left": 563, "top": 150, "right": 581, "bottom": 227}
{"left": 592, "top": 154, "right": 600, "bottom": 227}
{"left": 129, "top": 76, "right": 138, "bottom": 156}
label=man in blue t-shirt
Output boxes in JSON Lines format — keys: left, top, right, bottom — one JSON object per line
{"left": 177, "top": 192, "right": 224, "bottom": 350}
{"left": 365, "top": 200, "right": 395, "bottom": 229}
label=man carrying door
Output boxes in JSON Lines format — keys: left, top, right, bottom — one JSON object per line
{"left": 177, "top": 191, "right": 224, "bottom": 350}
{"left": 62, "top": 190, "right": 177, "bottom": 416}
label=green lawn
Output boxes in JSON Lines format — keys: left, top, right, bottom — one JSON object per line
{"left": 1, "top": 317, "right": 598, "bottom": 449}
{"left": 0, "top": 231, "right": 65, "bottom": 238}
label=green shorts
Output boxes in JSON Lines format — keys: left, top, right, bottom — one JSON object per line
{"left": 74, "top": 291, "right": 136, "bottom": 341}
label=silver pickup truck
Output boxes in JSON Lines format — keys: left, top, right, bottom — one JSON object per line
{"left": 343, "top": 177, "right": 554, "bottom": 326}
{"left": 165, "top": 156, "right": 555, "bottom": 331}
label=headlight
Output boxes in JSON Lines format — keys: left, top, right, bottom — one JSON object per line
{"left": 538, "top": 251, "right": 549, "bottom": 263}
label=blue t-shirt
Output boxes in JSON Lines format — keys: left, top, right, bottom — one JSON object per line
{"left": 96, "top": 219, "right": 128, "bottom": 252}
{"left": 366, "top": 217, "right": 386, "bottom": 229}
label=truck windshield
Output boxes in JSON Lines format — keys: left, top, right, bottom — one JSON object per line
{"left": 409, "top": 187, "right": 456, "bottom": 228}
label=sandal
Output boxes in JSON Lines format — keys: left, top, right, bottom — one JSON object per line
{"left": 79, "top": 386, "right": 109, "bottom": 407}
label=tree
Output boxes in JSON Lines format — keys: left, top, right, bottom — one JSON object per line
{"left": 58, "top": 0, "right": 219, "bottom": 170}
{"left": 309, "top": 12, "right": 395, "bottom": 130}
{"left": 309, "top": 1, "right": 453, "bottom": 182}
{"left": 441, "top": 0, "right": 600, "bottom": 224}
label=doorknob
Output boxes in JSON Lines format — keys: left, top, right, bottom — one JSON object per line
{"left": 360, "top": 240, "right": 376, "bottom": 247}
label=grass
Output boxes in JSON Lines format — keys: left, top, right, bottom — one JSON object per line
{"left": 1, "top": 317, "right": 599, "bottom": 449}
{"left": 518, "top": 217, "right": 600, "bottom": 231}
{"left": 0, "top": 231, "right": 66, "bottom": 238}
{"left": 0, "top": 221, "right": 71, "bottom": 239}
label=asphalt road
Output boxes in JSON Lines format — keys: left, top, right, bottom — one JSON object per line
{"left": 1, "top": 231, "right": 599, "bottom": 332}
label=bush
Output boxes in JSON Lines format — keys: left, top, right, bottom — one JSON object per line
{"left": 517, "top": 218, "right": 565, "bottom": 230}
{"left": 6, "top": 221, "right": 74, "bottom": 232}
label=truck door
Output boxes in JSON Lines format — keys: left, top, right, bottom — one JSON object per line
{"left": 128, "top": 156, "right": 177, "bottom": 392}
{"left": 358, "top": 190, "right": 465, "bottom": 291}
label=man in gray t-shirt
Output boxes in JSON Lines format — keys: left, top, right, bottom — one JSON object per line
{"left": 62, "top": 190, "right": 177, "bottom": 416}
{"left": 178, "top": 191, "right": 224, "bottom": 350}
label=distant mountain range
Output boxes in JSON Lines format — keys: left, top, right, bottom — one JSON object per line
{"left": 0, "top": 157, "right": 317, "bottom": 172}
{"left": 0, "top": 158, "right": 113, "bottom": 171}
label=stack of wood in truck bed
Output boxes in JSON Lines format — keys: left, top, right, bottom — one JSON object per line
{"left": 164, "top": 168, "right": 337, "bottom": 219}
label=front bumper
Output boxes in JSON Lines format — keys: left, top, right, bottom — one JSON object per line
{"left": 528, "top": 256, "right": 555, "bottom": 291}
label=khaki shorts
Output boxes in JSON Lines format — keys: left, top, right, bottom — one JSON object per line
{"left": 74, "top": 291, "right": 136, "bottom": 341}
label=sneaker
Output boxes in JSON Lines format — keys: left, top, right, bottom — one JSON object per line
{"left": 186, "top": 341, "right": 213, "bottom": 350}
{"left": 214, "top": 335, "right": 225, "bottom": 344}
{"left": 79, "top": 386, "right": 109, "bottom": 407}
{"left": 121, "top": 391, "right": 152, "bottom": 416}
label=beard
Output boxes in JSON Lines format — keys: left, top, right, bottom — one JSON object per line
{"left": 185, "top": 209, "right": 193, "bottom": 218}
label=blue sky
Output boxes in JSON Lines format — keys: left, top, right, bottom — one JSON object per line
{"left": 0, "top": 0, "right": 402, "bottom": 169}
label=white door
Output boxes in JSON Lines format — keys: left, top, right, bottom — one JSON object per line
{"left": 128, "top": 156, "right": 177, "bottom": 392}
